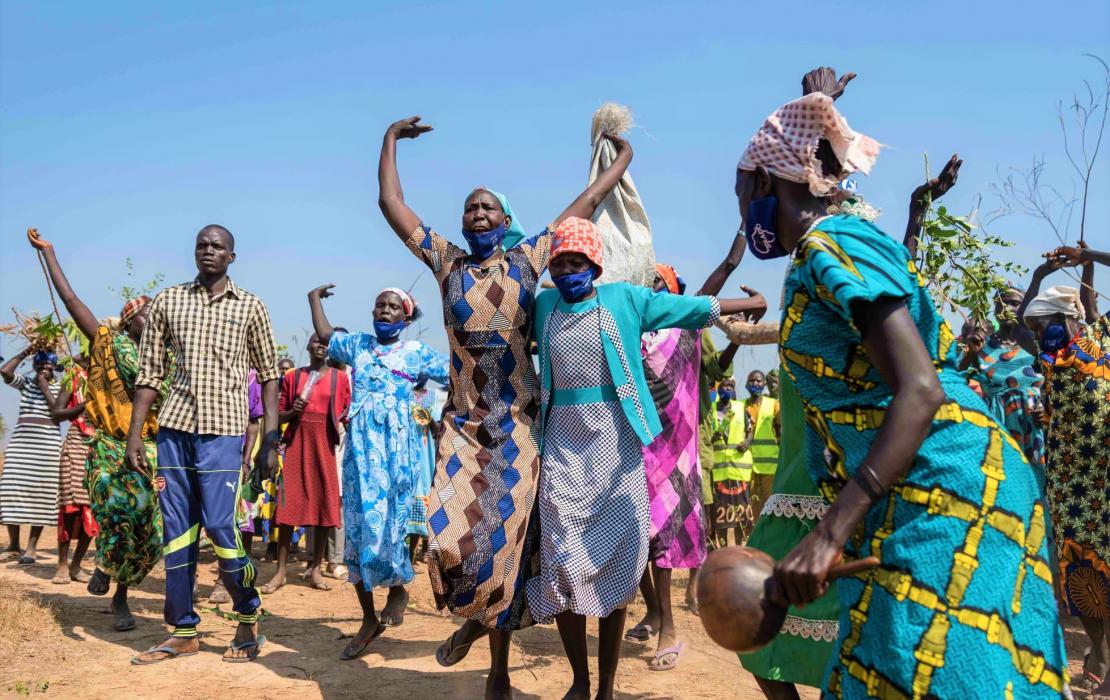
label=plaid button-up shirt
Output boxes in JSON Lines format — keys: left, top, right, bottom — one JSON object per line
{"left": 136, "top": 277, "right": 280, "bottom": 436}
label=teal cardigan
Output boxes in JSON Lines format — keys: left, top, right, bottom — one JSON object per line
{"left": 533, "top": 282, "right": 717, "bottom": 448}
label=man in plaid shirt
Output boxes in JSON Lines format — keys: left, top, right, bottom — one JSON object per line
{"left": 126, "top": 224, "right": 280, "bottom": 664}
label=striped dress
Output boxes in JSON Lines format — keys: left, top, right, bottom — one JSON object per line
{"left": 0, "top": 374, "right": 62, "bottom": 527}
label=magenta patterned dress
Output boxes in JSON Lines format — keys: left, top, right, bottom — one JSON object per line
{"left": 641, "top": 327, "right": 706, "bottom": 569}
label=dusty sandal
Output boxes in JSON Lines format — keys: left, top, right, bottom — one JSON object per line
{"left": 649, "top": 641, "right": 685, "bottom": 672}
{"left": 624, "top": 623, "right": 656, "bottom": 642}
{"left": 436, "top": 628, "right": 488, "bottom": 667}
{"left": 131, "top": 644, "right": 198, "bottom": 665}
{"left": 222, "top": 635, "right": 266, "bottom": 663}
{"left": 341, "top": 624, "right": 385, "bottom": 660}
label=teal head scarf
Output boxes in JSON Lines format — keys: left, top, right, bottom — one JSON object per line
{"left": 474, "top": 187, "right": 528, "bottom": 250}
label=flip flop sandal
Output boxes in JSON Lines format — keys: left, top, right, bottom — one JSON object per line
{"left": 112, "top": 603, "right": 136, "bottom": 632}
{"left": 222, "top": 635, "right": 266, "bottom": 663}
{"left": 51, "top": 574, "right": 71, "bottom": 585}
{"left": 624, "top": 623, "right": 656, "bottom": 642}
{"left": 436, "top": 628, "right": 489, "bottom": 667}
{"left": 87, "top": 569, "right": 111, "bottom": 596}
{"left": 0, "top": 551, "right": 19, "bottom": 562}
{"left": 341, "top": 624, "right": 385, "bottom": 661}
{"left": 310, "top": 580, "right": 333, "bottom": 591}
{"left": 649, "top": 641, "right": 685, "bottom": 672}
{"left": 131, "top": 644, "right": 198, "bottom": 665}
{"left": 259, "top": 582, "right": 284, "bottom": 595}
{"left": 18, "top": 555, "right": 35, "bottom": 565}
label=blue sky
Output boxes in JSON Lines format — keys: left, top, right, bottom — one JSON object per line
{"left": 1, "top": 1, "right": 1108, "bottom": 430}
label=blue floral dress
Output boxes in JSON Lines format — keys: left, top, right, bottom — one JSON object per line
{"left": 328, "top": 331, "right": 448, "bottom": 590}
{"left": 781, "top": 215, "right": 1068, "bottom": 699}
{"left": 970, "top": 338, "right": 1045, "bottom": 482}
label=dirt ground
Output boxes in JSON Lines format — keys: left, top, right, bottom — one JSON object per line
{"left": 0, "top": 531, "right": 812, "bottom": 699}
{"left": 0, "top": 530, "right": 1095, "bottom": 699}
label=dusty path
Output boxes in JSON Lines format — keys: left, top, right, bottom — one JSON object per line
{"left": 1, "top": 531, "right": 1095, "bottom": 699}
{"left": 0, "top": 533, "right": 815, "bottom": 699}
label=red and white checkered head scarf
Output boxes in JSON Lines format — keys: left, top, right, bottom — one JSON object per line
{"left": 552, "top": 217, "right": 604, "bottom": 275}
{"left": 738, "top": 93, "right": 881, "bottom": 197}
{"left": 119, "top": 295, "right": 152, "bottom": 327}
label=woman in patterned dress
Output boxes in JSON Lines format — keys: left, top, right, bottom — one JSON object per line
{"left": 377, "top": 115, "right": 632, "bottom": 699}
{"left": 309, "top": 285, "right": 448, "bottom": 659}
{"left": 28, "top": 229, "right": 170, "bottom": 632}
{"left": 530, "top": 218, "right": 766, "bottom": 700}
{"left": 627, "top": 254, "right": 752, "bottom": 673}
{"left": 49, "top": 359, "right": 99, "bottom": 585}
{"left": 0, "top": 347, "right": 61, "bottom": 565}
{"left": 1020, "top": 244, "right": 1110, "bottom": 694}
{"left": 735, "top": 89, "right": 1068, "bottom": 698}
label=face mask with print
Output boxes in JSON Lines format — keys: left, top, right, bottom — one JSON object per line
{"left": 553, "top": 269, "right": 596, "bottom": 302}
{"left": 462, "top": 223, "right": 507, "bottom": 260}
{"left": 744, "top": 195, "right": 790, "bottom": 260}
{"left": 373, "top": 319, "right": 406, "bottom": 341}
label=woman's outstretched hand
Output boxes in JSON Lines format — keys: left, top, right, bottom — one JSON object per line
{"left": 604, "top": 133, "right": 632, "bottom": 158}
{"left": 802, "top": 67, "right": 856, "bottom": 101}
{"left": 387, "top": 116, "right": 433, "bottom": 140}
{"left": 910, "top": 154, "right": 962, "bottom": 214}
{"left": 27, "top": 228, "right": 53, "bottom": 252}
{"left": 309, "top": 284, "right": 335, "bottom": 300}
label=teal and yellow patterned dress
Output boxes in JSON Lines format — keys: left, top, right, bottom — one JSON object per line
{"left": 780, "top": 215, "right": 1068, "bottom": 699}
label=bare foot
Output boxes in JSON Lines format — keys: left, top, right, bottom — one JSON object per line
{"left": 307, "top": 566, "right": 332, "bottom": 591}
{"left": 380, "top": 586, "right": 408, "bottom": 626}
{"left": 52, "top": 566, "right": 72, "bottom": 584}
{"left": 560, "top": 683, "right": 590, "bottom": 700}
{"left": 260, "top": 570, "right": 286, "bottom": 595}
{"left": 132, "top": 636, "right": 199, "bottom": 664}
{"left": 486, "top": 671, "right": 513, "bottom": 700}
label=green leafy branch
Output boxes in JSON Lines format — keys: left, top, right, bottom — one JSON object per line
{"left": 108, "top": 258, "right": 164, "bottom": 302}
{"left": 917, "top": 192, "right": 1027, "bottom": 325}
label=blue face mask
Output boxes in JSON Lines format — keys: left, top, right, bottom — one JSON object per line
{"left": 462, "top": 223, "right": 507, "bottom": 260}
{"left": 746, "top": 383, "right": 763, "bottom": 397}
{"left": 717, "top": 389, "right": 735, "bottom": 403}
{"left": 553, "top": 268, "right": 596, "bottom": 302}
{"left": 373, "top": 319, "right": 406, "bottom": 341}
{"left": 744, "top": 195, "right": 790, "bottom": 260}
{"left": 1039, "top": 323, "right": 1068, "bottom": 354}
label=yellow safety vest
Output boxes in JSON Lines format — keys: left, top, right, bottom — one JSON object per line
{"left": 738, "top": 397, "right": 779, "bottom": 475}
{"left": 712, "top": 403, "right": 752, "bottom": 483}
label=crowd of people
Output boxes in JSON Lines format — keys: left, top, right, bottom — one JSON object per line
{"left": 0, "top": 66, "right": 1107, "bottom": 699}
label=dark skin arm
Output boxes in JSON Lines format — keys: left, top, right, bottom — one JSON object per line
{"left": 1048, "top": 243, "right": 1104, "bottom": 323}
{"left": 27, "top": 230, "right": 99, "bottom": 342}
{"left": 956, "top": 325, "right": 986, "bottom": 372}
{"left": 307, "top": 285, "right": 336, "bottom": 344}
{"left": 241, "top": 418, "right": 259, "bottom": 481}
{"left": 718, "top": 342, "right": 739, "bottom": 375}
{"left": 255, "top": 380, "right": 281, "bottom": 479}
{"left": 696, "top": 234, "right": 746, "bottom": 297}
{"left": 50, "top": 385, "right": 86, "bottom": 423}
{"left": 770, "top": 299, "right": 945, "bottom": 607}
{"left": 1017, "top": 256, "right": 1069, "bottom": 326}
{"left": 35, "top": 368, "right": 57, "bottom": 407}
{"left": 717, "top": 293, "right": 768, "bottom": 320}
{"left": 377, "top": 116, "right": 633, "bottom": 239}
{"left": 903, "top": 154, "right": 962, "bottom": 258}
{"left": 1, "top": 347, "right": 32, "bottom": 385}
{"left": 125, "top": 388, "right": 158, "bottom": 478}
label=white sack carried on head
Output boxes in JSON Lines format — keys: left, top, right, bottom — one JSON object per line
{"left": 588, "top": 103, "right": 655, "bottom": 287}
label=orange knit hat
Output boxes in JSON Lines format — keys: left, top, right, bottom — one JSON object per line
{"left": 551, "top": 217, "right": 604, "bottom": 275}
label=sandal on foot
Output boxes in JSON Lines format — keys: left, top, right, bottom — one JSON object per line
{"left": 112, "top": 602, "right": 136, "bottom": 632}
{"left": 259, "top": 581, "right": 284, "bottom": 595}
{"left": 222, "top": 634, "right": 266, "bottom": 663}
{"left": 51, "top": 573, "right": 71, "bottom": 585}
{"left": 436, "top": 628, "right": 488, "bottom": 667}
{"left": 310, "top": 580, "right": 332, "bottom": 591}
{"left": 131, "top": 644, "right": 198, "bottom": 665}
{"left": 624, "top": 623, "right": 656, "bottom": 642}
{"left": 70, "top": 568, "right": 91, "bottom": 583}
{"left": 649, "top": 641, "right": 685, "bottom": 671}
{"left": 87, "top": 569, "right": 111, "bottom": 596}
{"left": 18, "top": 555, "right": 35, "bottom": 565}
{"left": 341, "top": 624, "right": 385, "bottom": 661}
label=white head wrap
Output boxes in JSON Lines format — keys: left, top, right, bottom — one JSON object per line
{"left": 1024, "top": 285, "right": 1084, "bottom": 320}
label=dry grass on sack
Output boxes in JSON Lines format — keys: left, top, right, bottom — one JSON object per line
{"left": 0, "top": 576, "right": 63, "bottom": 657}
{"left": 591, "top": 102, "right": 633, "bottom": 143}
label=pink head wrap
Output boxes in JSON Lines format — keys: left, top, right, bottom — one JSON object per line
{"left": 738, "top": 93, "right": 881, "bottom": 197}
{"left": 551, "top": 217, "right": 605, "bottom": 275}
